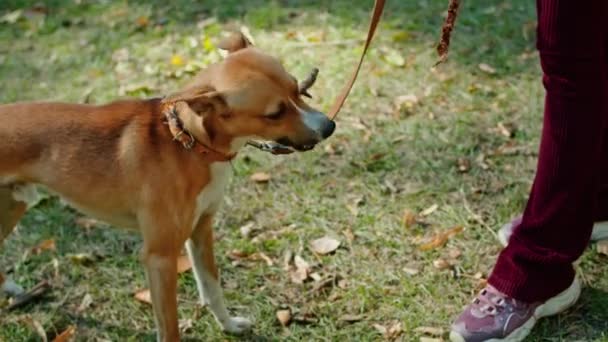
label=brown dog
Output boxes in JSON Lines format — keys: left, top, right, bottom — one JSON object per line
{"left": 0, "top": 32, "right": 335, "bottom": 341}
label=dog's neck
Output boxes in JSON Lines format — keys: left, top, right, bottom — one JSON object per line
{"left": 162, "top": 101, "right": 239, "bottom": 161}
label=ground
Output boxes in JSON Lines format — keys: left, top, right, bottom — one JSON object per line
{"left": 1, "top": 1, "right": 608, "bottom": 341}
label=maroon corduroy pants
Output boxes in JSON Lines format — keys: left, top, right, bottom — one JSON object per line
{"left": 488, "top": 0, "right": 608, "bottom": 302}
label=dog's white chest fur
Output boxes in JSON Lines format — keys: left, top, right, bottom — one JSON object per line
{"left": 192, "top": 162, "right": 231, "bottom": 228}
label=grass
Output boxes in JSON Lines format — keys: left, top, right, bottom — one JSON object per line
{"left": 1, "top": 0, "right": 608, "bottom": 341}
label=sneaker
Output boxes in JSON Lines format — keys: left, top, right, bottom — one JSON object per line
{"left": 497, "top": 216, "right": 608, "bottom": 247}
{"left": 450, "top": 277, "right": 581, "bottom": 342}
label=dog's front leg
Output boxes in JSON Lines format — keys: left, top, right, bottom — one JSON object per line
{"left": 186, "top": 214, "right": 252, "bottom": 334}
{"left": 141, "top": 243, "right": 180, "bottom": 342}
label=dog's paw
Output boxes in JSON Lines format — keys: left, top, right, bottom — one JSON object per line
{"left": 222, "top": 316, "right": 253, "bottom": 334}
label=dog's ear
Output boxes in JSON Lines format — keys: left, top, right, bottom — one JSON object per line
{"left": 218, "top": 31, "right": 252, "bottom": 53}
{"left": 163, "top": 87, "right": 229, "bottom": 119}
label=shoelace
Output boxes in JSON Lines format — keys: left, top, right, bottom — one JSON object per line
{"left": 471, "top": 288, "right": 511, "bottom": 317}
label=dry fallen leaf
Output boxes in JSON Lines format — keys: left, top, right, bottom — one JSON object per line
{"left": 433, "top": 258, "right": 451, "bottom": 270}
{"left": 457, "top": 158, "right": 470, "bottom": 173}
{"left": 77, "top": 293, "right": 93, "bottom": 313}
{"left": 374, "top": 321, "right": 403, "bottom": 339}
{"left": 179, "top": 318, "right": 194, "bottom": 333}
{"left": 250, "top": 172, "right": 271, "bottom": 183}
{"left": 239, "top": 222, "right": 255, "bottom": 238}
{"left": 67, "top": 253, "right": 97, "bottom": 266}
{"left": 283, "top": 249, "right": 294, "bottom": 271}
{"left": 478, "top": 63, "right": 496, "bottom": 74}
{"left": 134, "top": 15, "right": 149, "bottom": 29}
{"left": 52, "top": 325, "right": 76, "bottom": 342}
{"left": 448, "top": 248, "right": 462, "bottom": 259}
{"left": 21, "top": 315, "right": 47, "bottom": 342}
{"left": 310, "top": 236, "right": 341, "bottom": 255}
{"left": 291, "top": 255, "right": 311, "bottom": 284}
{"left": 74, "top": 217, "right": 102, "bottom": 230}
{"left": 403, "top": 266, "right": 420, "bottom": 276}
{"left": 403, "top": 210, "right": 417, "bottom": 229}
{"left": 419, "top": 226, "right": 464, "bottom": 251}
{"left": 250, "top": 252, "right": 274, "bottom": 266}
{"left": 134, "top": 289, "right": 152, "bottom": 305}
{"left": 276, "top": 309, "right": 292, "bottom": 326}
{"left": 31, "top": 239, "right": 56, "bottom": 255}
{"left": 394, "top": 94, "right": 419, "bottom": 112}
{"left": 420, "top": 204, "right": 439, "bottom": 217}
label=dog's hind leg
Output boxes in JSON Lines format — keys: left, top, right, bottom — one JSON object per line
{"left": 0, "top": 186, "right": 27, "bottom": 297}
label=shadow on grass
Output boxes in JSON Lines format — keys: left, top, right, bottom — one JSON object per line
{"left": 532, "top": 286, "right": 608, "bottom": 340}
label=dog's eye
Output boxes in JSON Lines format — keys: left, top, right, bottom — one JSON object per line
{"left": 265, "top": 103, "right": 286, "bottom": 120}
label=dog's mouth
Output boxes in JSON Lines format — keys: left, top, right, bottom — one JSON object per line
{"left": 275, "top": 138, "right": 317, "bottom": 152}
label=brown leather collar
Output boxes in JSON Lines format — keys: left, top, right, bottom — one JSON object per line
{"left": 162, "top": 102, "right": 236, "bottom": 162}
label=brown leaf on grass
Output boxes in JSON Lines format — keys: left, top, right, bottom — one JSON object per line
{"left": 134, "top": 289, "right": 152, "bottom": 305}
{"left": 239, "top": 222, "right": 255, "bottom": 238}
{"left": 394, "top": 94, "right": 419, "bottom": 113}
{"left": 414, "top": 326, "right": 445, "bottom": 336}
{"left": 403, "top": 266, "right": 420, "bottom": 276}
{"left": 67, "top": 253, "right": 98, "bottom": 266}
{"left": 250, "top": 252, "right": 274, "bottom": 266}
{"left": 74, "top": 217, "right": 101, "bottom": 230}
{"left": 21, "top": 316, "right": 47, "bottom": 342}
{"left": 448, "top": 248, "right": 462, "bottom": 259}
{"left": 433, "top": 259, "right": 451, "bottom": 270}
{"left": 77, "top": 293, "right": 93, "bottom": 313}
{"left": 420, "top": 204, "right": 439, "bottom": 217}
{"left": 310, "top": 237, "right": 340, "bottom": 255}
{"left": 250, "top": 172, "right": 271, "bottom": 183}
{"left": 374, "top": 321, "right": 403, "bottom": 340}
{"left": 496, "top": 122, "right": 516, "bottom": 138}
{"left": 135, "top": 16, "right": 149, "bottom": 29}
{"left": 291, "top": 255, "right": 311, "bottom": 284}
{"left": 598, "top": 240, "right": 608, "bottom": 256}
{"left": 419, "top": 226, "right": 464, "bottom": 251}
{"left": 276, "top": 309, "right": 292, "bottom": 326}
{"left": 403, "top": 210, "right": 418, "bottom": 229}
{"left": 52, "top": 325, "right": 76, "bottom": 342}
{"left": 283, "top": 250, "right": 294, "bottom": 271}
{"left": 478, "top": 63, "right": 496, "bottom": 74}
{"left": 179, "top": 319, "right": 194, "bottom": 333}
{"left": 457, "top": 158, "right": 470, "bottom": 173}
{"left": 31, "top": 239, "right": 56, "bottom": 255}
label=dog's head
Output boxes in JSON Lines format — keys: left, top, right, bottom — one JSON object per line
{"left": 163, "top": 32, "right": 335, "bottom": 153}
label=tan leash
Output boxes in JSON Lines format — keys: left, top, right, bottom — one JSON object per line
{"left": 327, "top": 0, "right": 386, "bottom": 120}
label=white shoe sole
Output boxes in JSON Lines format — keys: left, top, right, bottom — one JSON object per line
{"left": 498, "top": 221, "right": 608, "bottom": 247}
{"left": 449, "top": 277, "right": 581, "bottom": 342}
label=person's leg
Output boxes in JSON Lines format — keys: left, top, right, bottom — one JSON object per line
{"left": 489, "top": 0, "right": 608, "bottom": 303}
{"left": 595, "top": 135, "right": 608, "bottom": 222}
{"left": 451, "top": 1, "right": 608, "bottom": 341}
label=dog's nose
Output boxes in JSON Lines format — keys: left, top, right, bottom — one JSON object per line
{"left": 322, "top": 120, "right": 336, "bottom": 139}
